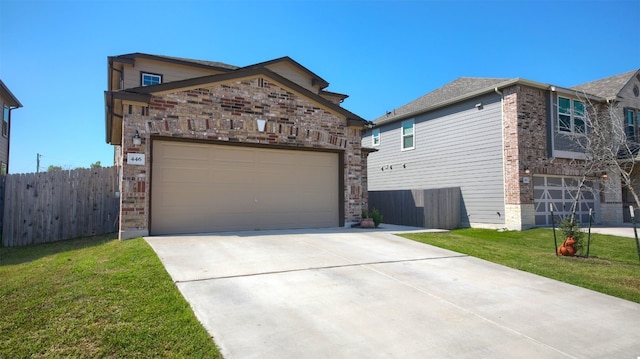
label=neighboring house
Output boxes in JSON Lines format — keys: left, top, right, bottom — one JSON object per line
{"left": 105, "top": 53, "right": 369, "bottom": 239}
{"left": 0, "top": 79, "right": 22, "bottom": 175}
{"left": 362, "top": 69, "right": 640, "bottom": 230}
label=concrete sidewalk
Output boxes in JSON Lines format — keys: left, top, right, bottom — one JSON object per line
{"left": 146, "top": 226, "right": 640, "bottom": 358}
{"left": 587, "top": 225, "right": 638, "bottom": 238}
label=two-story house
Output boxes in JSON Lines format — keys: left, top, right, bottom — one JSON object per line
{"left": 0, "top": 79, "right": 22, "bottom": 175}
{"left": 362, "top": 69, "right": 640, "bottom": 230}
{"left": 105, "top": 53, "right": 368, "bottom": 239}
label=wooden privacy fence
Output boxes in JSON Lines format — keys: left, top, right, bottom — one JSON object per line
{"left": 2, "top": 167, "right": 119, "bottom": 247}
{"left": 369, "top": 187, "right": 461, "bottom": 229}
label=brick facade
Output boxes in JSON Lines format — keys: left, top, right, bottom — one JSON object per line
{"left": 118, "top": 76, "right": 365, "bottom": 238}
{"left": 502, "top": 84, "right": 622, "bottom": 229}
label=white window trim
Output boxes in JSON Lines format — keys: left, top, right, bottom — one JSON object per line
{"left": 557, "top": 96, "right": 586, "bottom": 135}
{"left": 2, "top": 105, "right": 9, "bottom": 138}
{"left": 141, "top": 72, "right": 162, "bottom": 86}
{"left": 626, "top": 108, "right": 639, "bottom": 142}
{"left": 372, "top": 128, "right": 380, "bottom": 146}
{"left": 401, "top": 119, "right": 415, "bottom": 151}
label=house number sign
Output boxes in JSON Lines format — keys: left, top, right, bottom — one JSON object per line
{"left": 127, "top": 153, "right": 145, "bottom": 165}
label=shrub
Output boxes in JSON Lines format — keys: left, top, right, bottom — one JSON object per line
{"left": 559, "top": 216, "right": 584, "bottom": 253}
{"left": 371, "top": 208, "right": 383, "bottom": 228}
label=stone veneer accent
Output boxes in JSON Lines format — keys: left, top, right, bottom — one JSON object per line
{"left": 117, "top": 77, "right": 365, "bottom": 239}
{"left": 501, "top": 84, "right": 622, "bottom": 229}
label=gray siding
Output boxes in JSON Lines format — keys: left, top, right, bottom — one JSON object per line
{"left": 618, "top": 73, "right": 640, "bottom": 110}
{"left": 363, "top": 92, "right": 505, "bottom": 227}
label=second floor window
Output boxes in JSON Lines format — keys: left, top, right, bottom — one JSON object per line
{"left": 141, "top": 72, "right": 162, "bottom": 86}
{"left": 2, "top": 105, "right": 9, "bottom": 137}
{"left": 627, "top": 108, "right": 639, "bottom": 142}
{"left": 372, "top": 128, "right": 380, "bottom": 146}
{"left": 401, "top": 119, "right": 415, "bottom": 150}
{"left": 558, "top": 97, "right": 585, "bottom": 134}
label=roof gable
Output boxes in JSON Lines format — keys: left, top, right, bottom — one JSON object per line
{"left": 120, "top": 67, "right": 365, "bottom": 123}
{"left": 570, "top": 69, "right": 640, "bottom": 99}
{"left": 0, "top": 79, "right": 23, "bottom": 108}
{"left": 241, "top": 56, "right": 330, "bottom": 89}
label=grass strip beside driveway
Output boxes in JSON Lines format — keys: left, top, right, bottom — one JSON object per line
{"left": 0, "top": 235, "right": 221, "bottom": 358}
{"left": 401, "top": 228, "right": 640, "bottom": 304}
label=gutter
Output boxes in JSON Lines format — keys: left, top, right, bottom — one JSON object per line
{"left": 374, "top": 78, "right": 607, "bottom": 126}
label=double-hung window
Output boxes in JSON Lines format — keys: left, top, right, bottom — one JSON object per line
{"left": 2, "top": 105, "right": 9, "bottom": 137}
{"left": 372, "top": 128, "right": 380, "bottom": 146}
{"left": 558, "top": 97, "right": 586, "bottom": 134}
{"left": 141, "top": 72, "right": 162, "bottom": 86}
{"left": 627, "top": 108, "right": 639, "bottom": 142}
{"left": 401, "top": 119, "right": 415, "bottom": 150}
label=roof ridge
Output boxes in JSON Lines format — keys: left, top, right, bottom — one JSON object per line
{"left": 373, "top": 77, "right": 515, "bottom": 123}
{"left": 113, "top": 52, "right": 239, "bottom": 70}
{"left": 571, "top": 69, "right": 639, "bottom": 89}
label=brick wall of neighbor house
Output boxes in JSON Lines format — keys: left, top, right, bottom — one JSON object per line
{"left": 502, "top": 84, "right": 603, "bottom": 229}
{"left": 118, "top": 77, "right": 364, "bottom": 238}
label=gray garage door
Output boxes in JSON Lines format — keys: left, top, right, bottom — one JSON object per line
{"left": 151, "top": 141, "right": 339, "bottom": 235}
{"left": 534, "top": 175, "right": 599, "bottom": 226}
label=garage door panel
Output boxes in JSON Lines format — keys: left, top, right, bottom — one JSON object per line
{"left": 160, "top": 142, "right": 209, "bottom": 160}
{"left": 157, "top": 194, "right": 255, "bottom": 212}
{"left": 533, "top": 175, "right": 599, "bottom": 226}
{"left": 157, "top": 168, "right": 212, "bottom": 183}
{"left": 152, "top": 141, "right": 339, "bottom": 235}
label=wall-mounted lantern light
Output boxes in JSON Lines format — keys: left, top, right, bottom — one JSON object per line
{"left": 257, "top": 119, "right": 267, "bottom": 132}
{"left": 133, "top": 131, "right": 142, "bottom": 146}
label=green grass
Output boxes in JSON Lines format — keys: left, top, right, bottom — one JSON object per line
{"left": 401, "top": 228, "right": 640, "bottom": 303}
{"left": 0, "top": 235, "right": 221, "bottom": 358}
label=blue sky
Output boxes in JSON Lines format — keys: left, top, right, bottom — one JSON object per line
{"left": 1, "top": 0, "right": 639, "bottom": 174}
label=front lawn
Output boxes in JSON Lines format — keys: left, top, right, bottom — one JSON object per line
{"left": 0, "top": 235, "right": 221, "bottom": 358}
{"left": 401, "top": 228, "right": 640, "bottom": 303}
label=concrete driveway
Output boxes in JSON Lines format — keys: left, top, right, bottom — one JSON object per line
{"left": 146, "top": 226, "right": 640, "bottom": 359}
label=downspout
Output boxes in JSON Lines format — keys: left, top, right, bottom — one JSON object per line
{"left": 549, "top": 86, "right": 556, "bottom": 162}
{"left": 495, "top": 87, "right": 508, "bottom": 228}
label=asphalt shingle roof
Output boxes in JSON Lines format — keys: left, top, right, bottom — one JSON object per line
{"left": 153, "top": 54, "right": 239, "bottom": 71}
{"left": 374, "top": 77, "right": 512, "bottom": 123}
{"left": 570, "top": 69, "right": 639, "bottom": 98}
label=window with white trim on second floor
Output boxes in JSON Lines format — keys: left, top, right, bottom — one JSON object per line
{"left": 2, "top": 105, "right": 9, "bottom": 137}
{"left": 626, "top": 108, "right": 639, "bottom": 142}
{"left": 558, "top": 97, "right": 586, "bottom": 134}
{"left": 141, "top": 72, "right": 162, "bottom": 86}
{"left": 401, "top": 119, "right": 415, "bottom": 150}
{"left": 372, "top": 128, "right": 380, "bottom": 146}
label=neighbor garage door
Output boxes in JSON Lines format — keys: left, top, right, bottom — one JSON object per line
{"left": 533, "top": 175, "right": 599, "bottom": 226}
{"left": 151, "top": 140, "right": 340, "bottom": 235}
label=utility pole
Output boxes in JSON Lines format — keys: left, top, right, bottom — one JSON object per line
{"left": 37, "top": 153, "right": 42, "bottom": 173}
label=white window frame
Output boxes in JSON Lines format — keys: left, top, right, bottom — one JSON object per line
{"left": 2, "top": 105, "right": 9, "bottom": 138}
{"left": 401, "top": 119, "right": 415, "bottom": 151}
{"left": 625, "top": 108, "right": 638, "bottom": 142}
{"left": 372, "top": 128, "right": 380, "bottom": 146}
{"left": 557, "top": 96, "right": 586, "bottom": 134}
{"left": 141, "top": 72, "right": 162, "bottom": 86}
